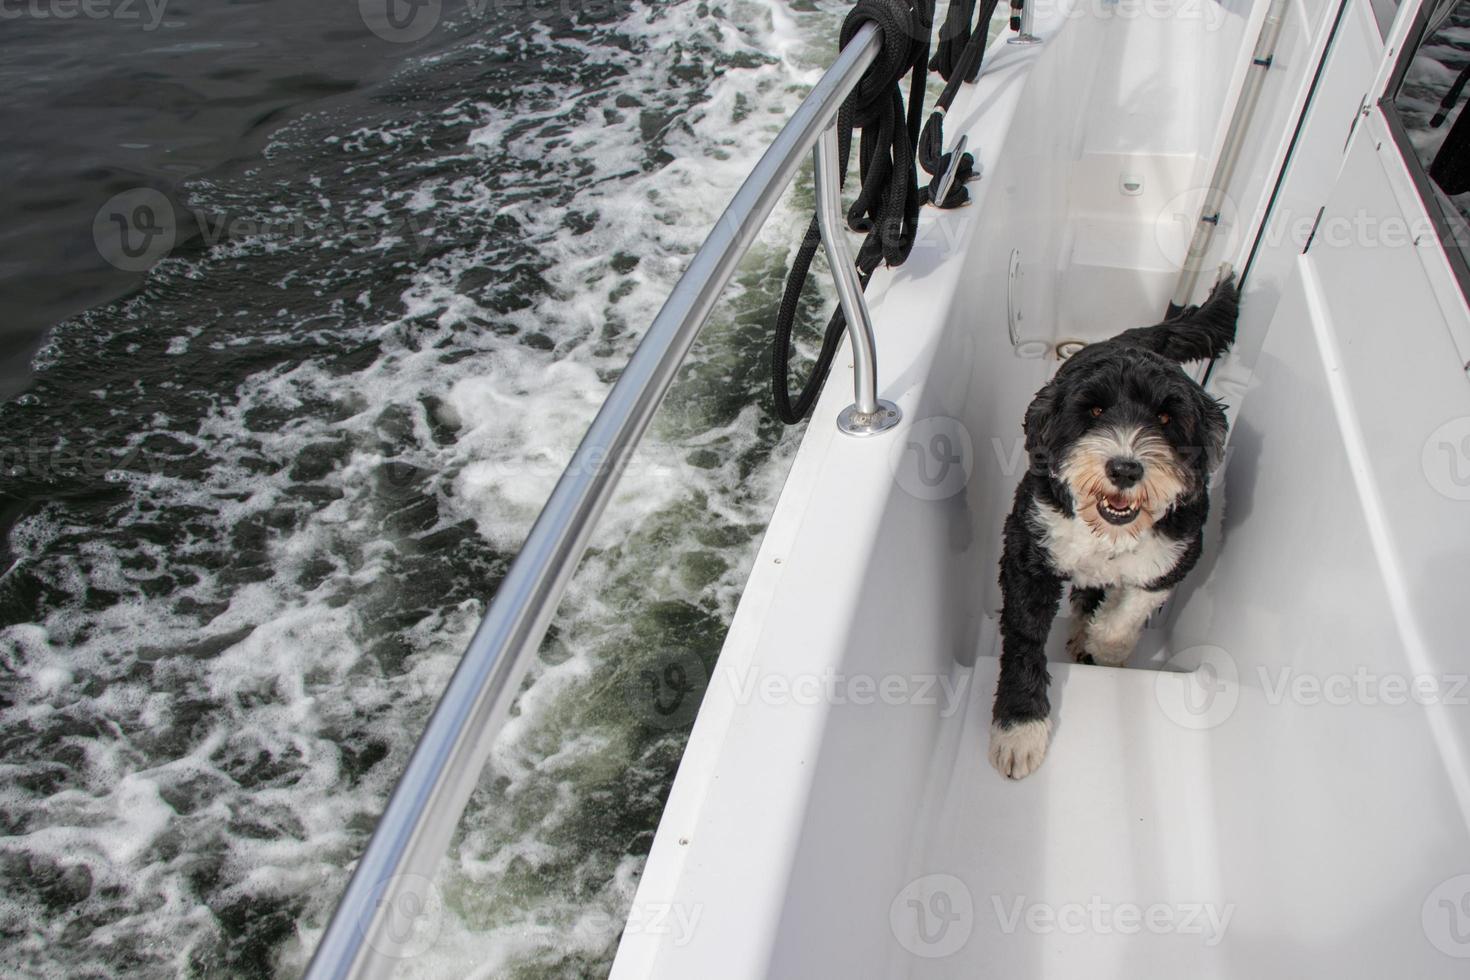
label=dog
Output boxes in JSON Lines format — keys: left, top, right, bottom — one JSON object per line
{"left": 988, "top": 276, "right": 1239, "bottom": 779}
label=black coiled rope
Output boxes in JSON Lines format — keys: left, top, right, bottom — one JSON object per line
{"left": 917, "top": 0, "right": 1000, "bottom": 207}
{"left": 929, "top": 0, "right": 976, "bottom": 81}
{"left": 771, "top": 0, "right": 931, "bottom": 424}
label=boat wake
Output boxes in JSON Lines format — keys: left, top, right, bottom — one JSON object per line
{"left": 0, "top": 0, "right": 843, "bottom": 975}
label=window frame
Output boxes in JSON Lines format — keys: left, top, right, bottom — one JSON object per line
{"left": 1379, "top": 0, "right": 1470, "bottom": 299}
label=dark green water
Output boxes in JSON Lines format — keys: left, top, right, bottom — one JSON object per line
{"left": 0, "top": 0, "right": 842, "bottom": 974}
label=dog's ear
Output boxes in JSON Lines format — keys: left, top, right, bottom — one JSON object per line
{"left": 1198, "top": 392, "right": 1229, "bottom": 475}
{"left": 1023, "top": 380, "right": 1059, "bottom": 472}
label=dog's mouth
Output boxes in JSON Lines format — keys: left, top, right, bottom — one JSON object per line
{"left": 1096, "top": 493, "right": 1140, "bottom": 526}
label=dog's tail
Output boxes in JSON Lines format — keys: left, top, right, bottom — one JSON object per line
{"left": 1113, "top": 274, "right": 1239, "bottom": 363}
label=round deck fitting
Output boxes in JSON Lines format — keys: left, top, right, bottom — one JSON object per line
{"left": 837, "top": 399, "right": 902, "bottom": 437}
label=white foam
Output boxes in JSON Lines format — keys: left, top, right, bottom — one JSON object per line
{"left": 2, "top": 0, "right": 846, "bottom": 973}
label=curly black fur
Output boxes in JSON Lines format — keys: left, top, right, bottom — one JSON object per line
{"left": 991, "top": 278, "right": 1238, "bottom": 774}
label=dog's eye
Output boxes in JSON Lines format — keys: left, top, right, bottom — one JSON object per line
{"left": 1158, "top": 412, "right": 1171, "bottom": 425}
{"left": 1089, "top": 406, "right": 1103, "bottom": 418}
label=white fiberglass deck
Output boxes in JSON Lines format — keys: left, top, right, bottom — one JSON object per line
{"left": 900, "top": 637, "right": 1455, "bottom": 978}
{"left": 611, "top": 0, "right": 1470, "bottom": 975}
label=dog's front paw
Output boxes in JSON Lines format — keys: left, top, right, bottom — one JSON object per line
{"left": 1069, "top": 619, "right": 1132, "bottom": 666}
{"left": 1084, "top": 635, "right": 1133, "bottom": 667}
{"left": 988, "top": 719, "right": 1051, "bottom": 779}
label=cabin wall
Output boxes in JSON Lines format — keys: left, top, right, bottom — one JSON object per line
{"left": 1207, "top": 0, "right": 1386, "bottom": 380}
{"left": 1161, "top": 120, "right": 1470, "bottom": 965}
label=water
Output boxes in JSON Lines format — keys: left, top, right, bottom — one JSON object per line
{"left": 1395, "top": 3, "right": 1470, "bottom": 218}
{"left": 0, "top": 0, "right": 846, "bottom": 974}
{"left": 0, "top": 1, "right": 450, "bottom": 402}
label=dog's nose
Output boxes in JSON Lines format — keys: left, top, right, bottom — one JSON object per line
{"left": 1105, "top": 457, "right": 1144, "bottom": 488}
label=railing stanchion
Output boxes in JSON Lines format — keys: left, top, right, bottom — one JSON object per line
{"left": 812, "top": 123, "right": 902, "bottom": 437}
{"left": 1008, "top": 0, "right": 1042, "bottom": 44}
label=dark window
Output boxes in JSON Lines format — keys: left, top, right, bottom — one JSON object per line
{"left": 1384, "top": 0, "right": 1470, "bottom": 290}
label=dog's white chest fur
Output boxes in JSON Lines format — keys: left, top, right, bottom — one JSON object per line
{"left": 1030, "top": 501, "right": 1185, "bottom": 588}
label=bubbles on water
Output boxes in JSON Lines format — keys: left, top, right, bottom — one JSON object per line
{"left": 2, "top": 0, "right": 846, "bottom": 975}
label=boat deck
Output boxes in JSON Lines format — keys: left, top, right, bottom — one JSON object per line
{"left": 905, "top": 636, "right": 1234, "bottom": 977}
{"left": 891, "top": 619, "right": 1454, "bottom": 979}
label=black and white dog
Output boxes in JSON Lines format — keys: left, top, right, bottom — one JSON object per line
{"left": 989, "top": 277, "right": 1239, "bottom": 779}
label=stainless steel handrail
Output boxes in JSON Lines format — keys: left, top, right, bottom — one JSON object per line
{"left": 304, "top": 22, "right": 888, "bottom": 980}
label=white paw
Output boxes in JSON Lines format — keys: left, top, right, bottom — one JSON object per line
{"left": 1070, "top": 613, "right": 1133, "bottom": 666}
{"left": 988, "top": 719, "right": 1051, "bottom": 779}
{"left": 1084, "top": 634, "right": 1133, "bottom": 667}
